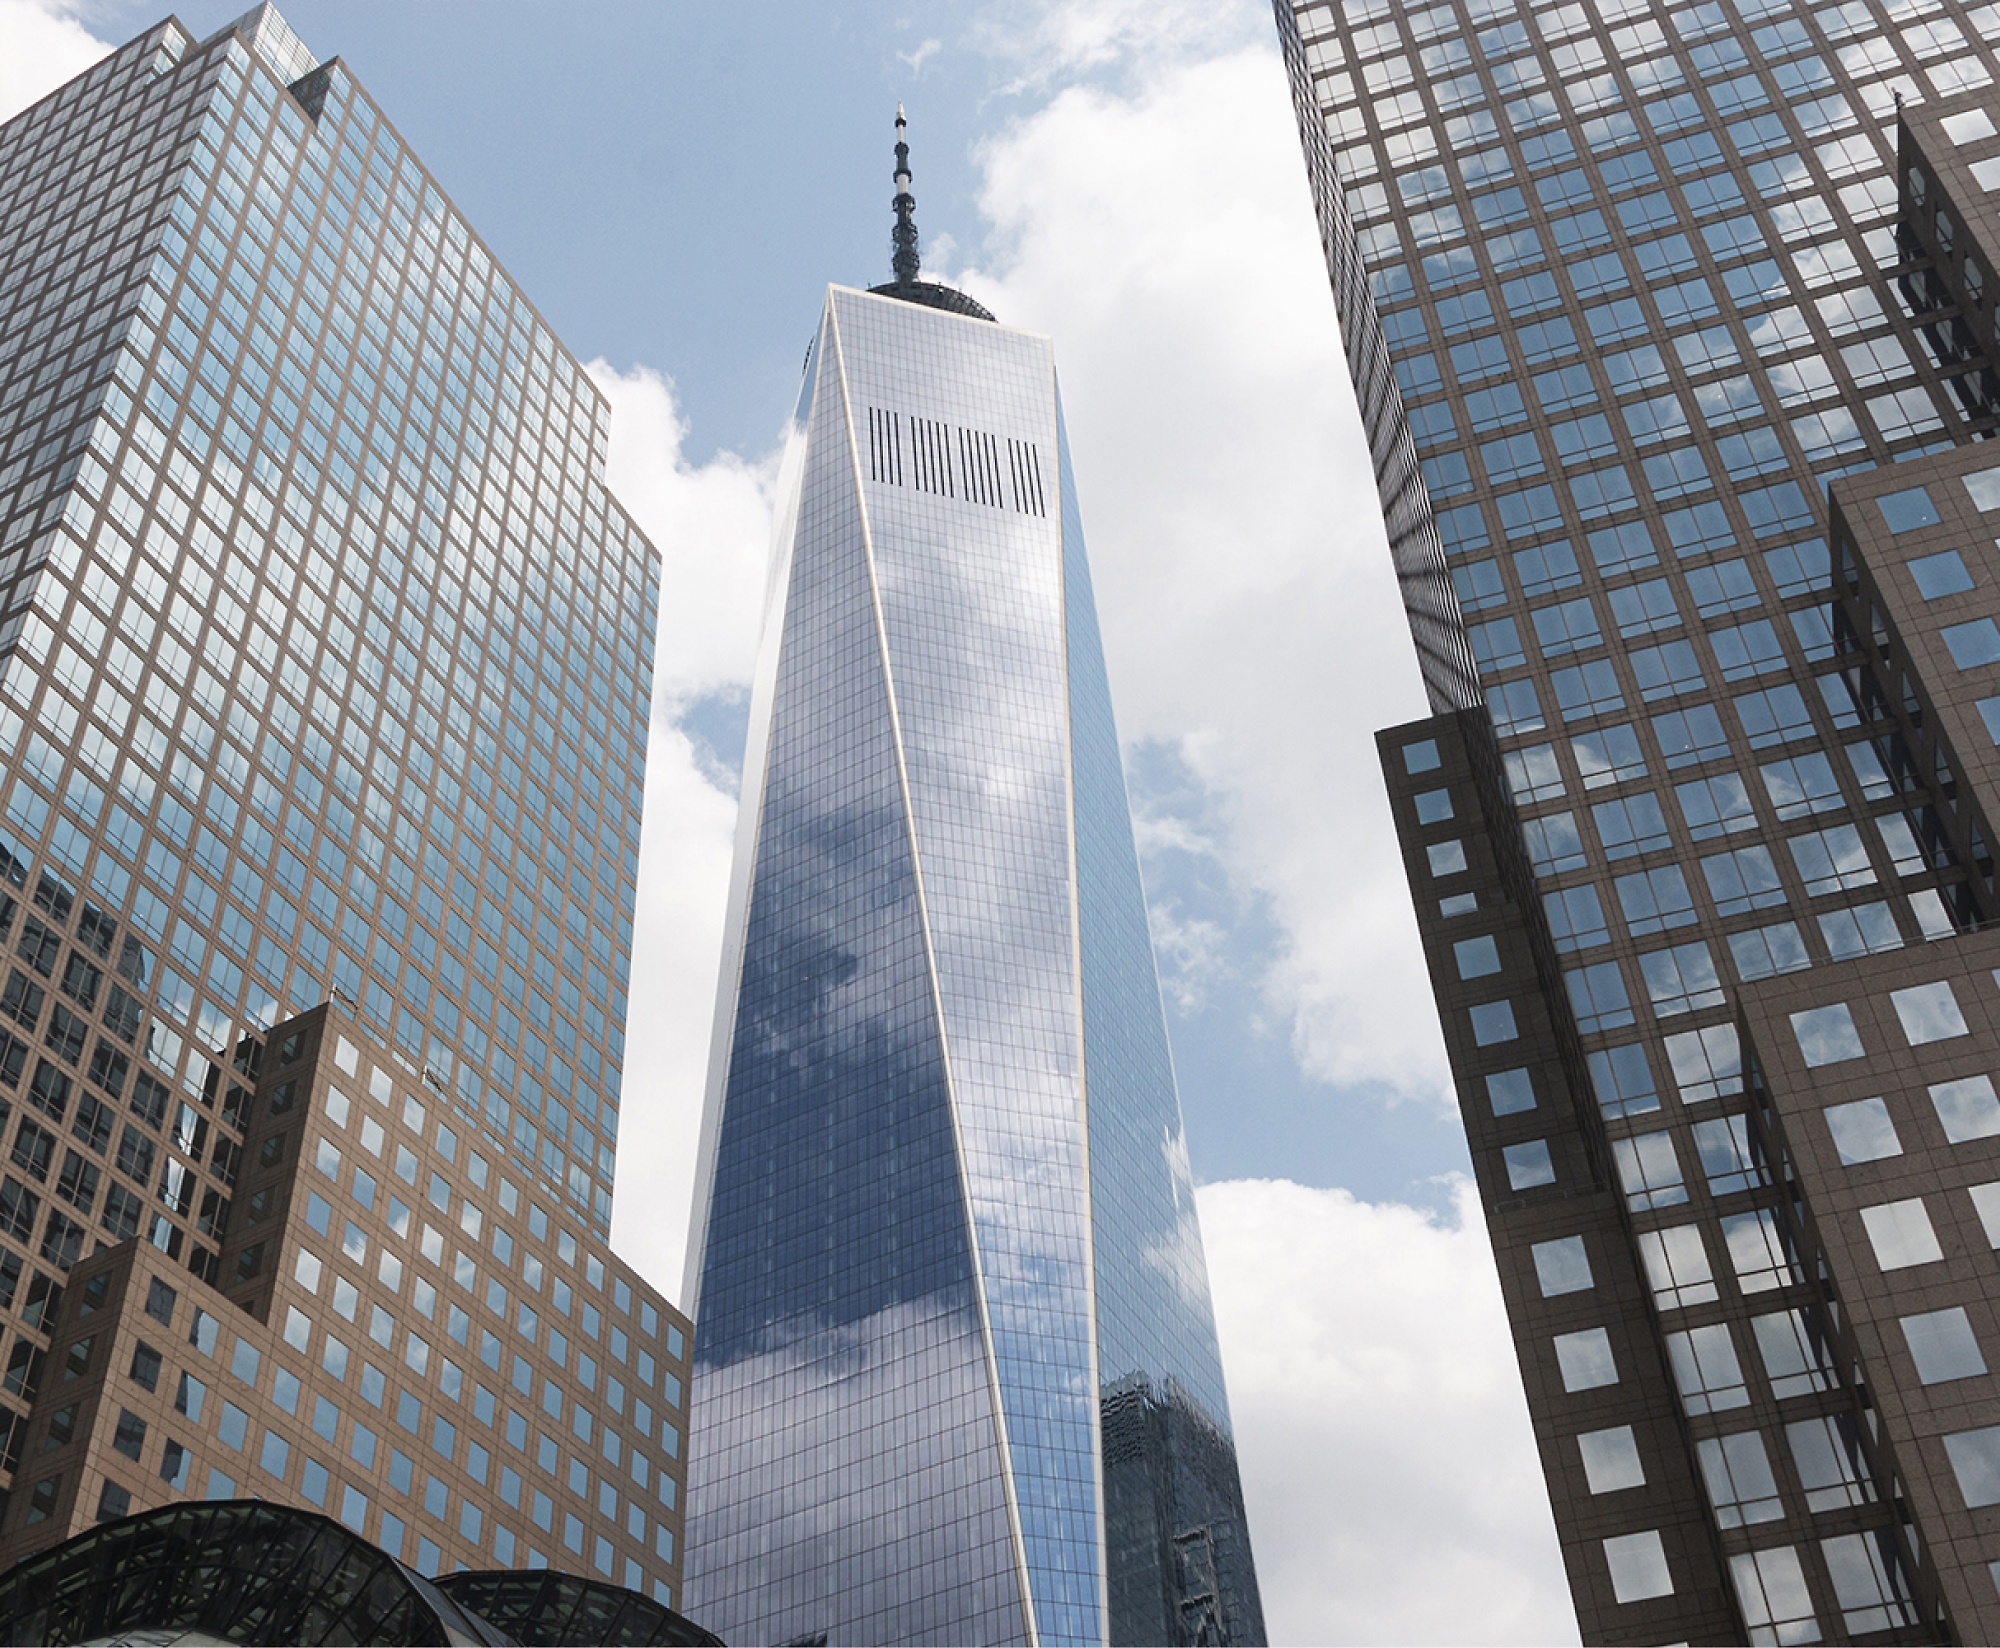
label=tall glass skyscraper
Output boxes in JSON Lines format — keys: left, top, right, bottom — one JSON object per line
{"left": 682, "top": 131, "right": 1265, "bottom": 1648}
{"left": 1276, "top": 0, "right": 2000, "bottom": 1641}
{"left": 0, "top": 3, "right": 693, "bottom": 1607}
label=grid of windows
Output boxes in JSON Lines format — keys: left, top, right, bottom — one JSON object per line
{"left": 1279, "top": 0, "right": 2000, "bottom": 1637}
{"left": 0, "top": 1, "right": 678, "bottom": 1595}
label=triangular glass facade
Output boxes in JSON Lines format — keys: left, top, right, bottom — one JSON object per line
{"left": 684, "top": 288, "right": 1264, "bottom": 1648}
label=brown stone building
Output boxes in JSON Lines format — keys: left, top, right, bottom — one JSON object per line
{"left": 1281, "top": 0, "right": 2000, "bottom": 1636}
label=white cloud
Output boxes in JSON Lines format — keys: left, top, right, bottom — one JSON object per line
{"left": 945, "top": 38, "right": 1449, "bottom": 1106}
{"left": 1200, "top": 1177, "right": 1577, "bottom": 1646}
{"left": 896, "top": 36, "right": 943, "bottom": 75}
{"left": 0, "top": 0, "right": 110, "bottom": 125}
{"left": 588, "top": 361, "right": 776, "bottom": 1292}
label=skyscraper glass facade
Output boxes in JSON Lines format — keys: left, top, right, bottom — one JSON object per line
{"left": 1275, "top": 0, "right": 2000, "bottom": 1639}
{"left": 683, "top": 283, "right": 1263, "bottom": 1647}
{"left": 0, "top": 3, "right": 690, "bottom": 1603}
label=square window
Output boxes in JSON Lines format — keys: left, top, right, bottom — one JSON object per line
{"left": 1930, "top": 1075, "right": 2000, "bottom": 1143}
{"left": 1907, "top": 549, "right": 1973, "bottom": 599}
{"left": 1970, "top": 1182, "right": 2000, "bottom": 1248}
{"left": 1505, "top": 744, "right": 1567, "bottom": 804}
{"left": 1591, "top": 792, "right": 1672, "bottom": 858}
{"left": 1901, "top": 1307, "right": 1986, "bottom": 1383}
{"left": 1604, "top": 1530, "right": 1673, "bottom": 1603}
{"left": 1522, "top": 811, "right": 1587, "bottom": 875}
{"left": 1726, "top": 922, "right": 1809, "bottom": 982}
{"left": 1503, "top": 1139, "right": 1556, "bottom": 1190}
{"left": 1860, "top": 1198, "right": 1943, "bottom": 1269}
{"left": 1875, "top": 485, "right": 1940, "bottom": 532}
{"left": 1404, "top": 739, "right": 1442, "bottom": 773}
{"left": 1427, "top": 840, "right": 1468, "bottom": 876}
{"left": 1701, "top": 844, "right": 1784, "bottom": 916}
{"left": 1544, "top": 884, "right": 1611, "bottom": 951}
{"left": 1891, "top": 981, "right": 1968, "bottom": 1044}
{"left": 1486, "top": 1069, "right": 1535, "bottom": 1115}
{"left": 1693, "top": 1114, "right": 1765, "bottom": 1195}
{"left": 1414, "top": 788, "right": 1454, "bottom": 824}
{"left": 1791, "top": 1003, "right": 1863, "bottom": 1066}
{"left": 1566, "top": 960, "right": 1635, "bottom": 1032}
{"left": 1824, "top": 1097, "right": 1900, "bottom": 1164}
{"left": 1577, "top": 1426, "right": 1644, "bottom": 1493}
{"left": 1454, "top": 936, "right": 1501, "bottom": 979}
{"left": 1944, "top": 618, "right": 2000, "bottom": 670}
{"left": 1532, "top": 1236, "right": 1592, "bottom": 1296}
{"left": 1571, "top": 723, "right": 1647, "bottom": 788}
{"left": 1553, "top": 1327, "right": 1618, "bottom": 1391}
{"left": 1639, "top": 941, "right": 1725, "bottom": 1016}
{"left": 1469, "top": 1001, "right": 1518, "bottom": 1045}
{"left": 1440, "top": 892, "right": 1478, "bottom": 917}
{"left": 1944, "top": 1425, "right": 2000, "bottom": 1507}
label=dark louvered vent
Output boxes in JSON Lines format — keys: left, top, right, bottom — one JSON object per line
{"left": 865, "top": 408, "right": 1046, "bottom": 517}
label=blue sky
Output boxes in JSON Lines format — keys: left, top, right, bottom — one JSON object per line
{"left": 5, "top": 3, "right": 1578, "bottom": 1638}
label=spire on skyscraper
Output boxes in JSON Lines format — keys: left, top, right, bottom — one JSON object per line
{"left": 891, "top": 102, "right": 920, "bottom": 286}
{"left": 868, "top": 102, "right": 996, "bottom": 321}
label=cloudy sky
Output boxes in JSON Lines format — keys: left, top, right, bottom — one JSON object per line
{"left": 4, "top": 0, "right": 1576, "bottom": 1638}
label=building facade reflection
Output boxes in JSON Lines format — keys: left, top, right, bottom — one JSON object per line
{"left": 681, "top": 144, "right": 1264, "bottom": 1647}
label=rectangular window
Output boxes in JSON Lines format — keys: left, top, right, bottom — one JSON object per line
{"left": 1586, "top": 1044, "right": 1658, "bottom": 1118}
{"left": 1542, "top": 885, "right": 1609, "bottom": 951}
{"left": 1639, "top": 942, "right": 1725, "bottom": 1015}
{"left": 1615, "top": 865, "right": 1696, "bottom": 935}
{"left": 1521, "top": 812, "right": 1587, "bottom": 875}
{"left": 1637, "top": 1225, "right": 1716, "bottom": 1308}
{"left": 1666, "top": 1323, "right": 1749, "bottom": 1413}
{"left": 1676, "top": 772, "right": 1757, "bottom": 838}
{"left": 1693, "top": 1114, "right": 1767, "bottom": 1195}
{"left": 1663, "top": 1023, "right": 1743, "bottom": 1102}
{"left": 1723, "top": 1208, "right": 1799, "bottom": 1292}
{"left": 1753, "top": 1308, "right": 1836, "bottom": 1398}
{"left": 1650, "top": 704, "right": 1728, "bottom": 767}
{"left": 1630, "top": 639, "right": 1705, "bottom": 701}
{"left": 1565, "top": 961, "right": 1635, "bottom": 1033}
{"left": 1697, "top": 1431, "right": 1782, "bottom": 1526}
{"left": 1613, "top": 1132, "right": 1687, "bottom": 1211}
{"left": 1572, "top": 724, "right": 1646, "bottom": 788}
{"left": 1592, "top": 792, "right": 1672, "bottom": 858}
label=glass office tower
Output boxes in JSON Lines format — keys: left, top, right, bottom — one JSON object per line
{"left": 1276, "top": 0, "right": 2000, "bottom": 1641}
{"left": 682, "top": 216, "right": 1264, "bottom": 1643}
{"left": 0, "top": 3, "right": 691, "bottom": 1605}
